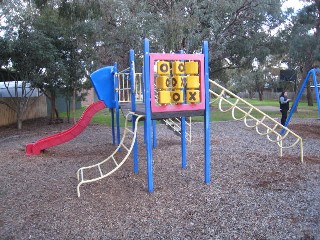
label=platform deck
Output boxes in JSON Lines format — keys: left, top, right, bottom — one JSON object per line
{"left": 120, "top": 102, "right": 204, "bottom": 120}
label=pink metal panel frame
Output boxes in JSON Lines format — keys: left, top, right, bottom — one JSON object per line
{"left": 149, "top": 53, "right": 205, "bottom": 113}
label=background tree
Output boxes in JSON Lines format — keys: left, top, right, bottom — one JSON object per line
{"left": 284, "top": 0, "right": 320, "bottom": 106}
{"left": 2, "top": 0, "right": 313, "bottom": 129}
{"left": 0, "top": 1, "right": 60, "bottom": 129}
{"left": 32, "top": 0, "right": 101, "bottom": 123}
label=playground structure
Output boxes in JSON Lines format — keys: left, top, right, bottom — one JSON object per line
{"left": 284, "top": 68, "right": 320, "bottom": 128}
{"left": 76, "top": 39, "right": 211, "bottom": 197}
{"left": 25, "top": 39, "right": 304, "bottom": 197}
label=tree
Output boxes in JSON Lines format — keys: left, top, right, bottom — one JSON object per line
{"left": 32, "top": 0, "right": 102, "bottom": 123}
{"left": 0, "top": 1, "right": 62, "bottom": 129}
{"left": 192, "top": 0, "right": 284, "bottom": 82}
{"left": 1, "top": 1, "right": 69, "bottom": 125}
{"left": 285, "top": 0, "right": 320, "bottom": 106}
{"left": 0, "top": 37, "right": 36, "bottom": 130}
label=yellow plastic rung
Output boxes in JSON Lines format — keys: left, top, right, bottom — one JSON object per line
{"left": 172, "top": 61, "right": 185, "bottom": 75}
{"left": 171, "top": 90, "right": 184, "bottom": 103}
{"left": 156, "top": 76, "right": 170, "bottom": 89}
{"left": 185, "top": 61, "right": 198, "bottom": 75}
{"left": 158, "top": 90, "right": 171, "bottom": 104}
{"left": 186, "top": 90, "right": 200, "bottom": 103}
{"left": 187, "top": 76, "right": 200, "bottom": 89}
{"left": 172, "top": 75, "right": 185, "bottom": 89}
{"left": 157, "top": 61, "right": 170, "bottom": 75}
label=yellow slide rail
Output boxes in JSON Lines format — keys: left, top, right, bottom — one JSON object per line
{"left": 209, "top": 80, "right": 303, "bottom": 162}
{"left": 76, "top": 112, "right": 144, "bottom": 197}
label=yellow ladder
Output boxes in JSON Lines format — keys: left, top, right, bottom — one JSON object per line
{"left": 209, "top": 79, "right": 303, "bottom": 162}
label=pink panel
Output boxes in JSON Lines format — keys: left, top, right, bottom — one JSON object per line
{"left": 149, "top": 53, "right": 205, "bottom": 113}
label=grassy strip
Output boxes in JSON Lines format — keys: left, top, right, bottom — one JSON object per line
{"left": 60, "top": 99, "right": 318, "bottom": 126}
{"left": 216, "top": 97, "right": 316, "bottom": 109}
{"left": 192, "top": 109, "right": 318, "bottom": 122}
{"left": 60, "top": 108, "right": 128, "bottom": 127}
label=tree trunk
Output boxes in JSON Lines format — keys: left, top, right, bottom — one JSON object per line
{"left": 49, "top": 92, "right": 61, "bottom": 124}
{"left": 66, "top": 97, "right": 71, "bottom": 123}
{"left": 51, "top": 93, "right": 56, "bottom": 122}
{"left": 306, "top": 82, "right": 313, "bottom": 106}
{"left": 301, "top": 62, "right": 314, "bottom": 107}
{"left": 16, "top": 100, "right": 25, "bottom": 130}
{"left": 17, "top": 118, "right": 22, "bottom": 130}
{"left": 258, "top": 89, "right": 263, "bottom": 101}
{"left": 73, "top": 87, "right": 76, "bottom": 124}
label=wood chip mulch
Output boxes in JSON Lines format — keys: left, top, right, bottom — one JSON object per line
{"left": 0, "top": 117, "right": 319, "bottom": 239}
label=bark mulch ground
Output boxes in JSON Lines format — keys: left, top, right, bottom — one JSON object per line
{"left": 0, "top": 117, "right": 319, "bottom": 239}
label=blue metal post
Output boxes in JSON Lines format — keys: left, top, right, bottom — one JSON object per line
{"left": 180, "top": 50, "right": 187, "bottom": 169}
{"left": 111, "top": 108, "right": 115, "bottom": 145}
{"left": 312, "top": 69, "right": 320, "bottom": 119}
{"left": 181, "top": 116, "right": 187, "bottom": 169}
{"left": 130, "top": 49, "right": 139, "bottom": 173}
{"left": 144, "top": 120, "right": 147, "bottom": 144}
{"left": 144, "top": 38, "right": 154, "bottom": 192}
{"left": 152, "top": 120, "right": 157, "bottom": 149}
{"left": 142, "top": 65, "right": 147, "bottom": 145}
{"left": 285, "top": 70, "right": 313, "bottom": 127}
{"left": 114, "top": 63, "right": 121, "bottom": 145}
{"left": 203, "top": 41, "right": 211, "bottom": 184}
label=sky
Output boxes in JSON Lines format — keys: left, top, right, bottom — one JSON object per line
{"left": 282, "top": 0, "right": 310, "bottom": 12}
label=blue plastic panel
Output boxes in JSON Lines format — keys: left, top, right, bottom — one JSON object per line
{"left": 90, "top": 66, "right": 115, "bottom": 108}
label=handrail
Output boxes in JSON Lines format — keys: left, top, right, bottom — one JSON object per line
{"left": 117, "top": 73, "right": 143, "bottom": 103}
{"left": 209, "top": 79, "right": 304, "bottom": 162}
{"left": 76, "top": 112, "right": 144, "bottom": 197}
{"left": 162, "top": 117, "right": 192, "bottom": 143}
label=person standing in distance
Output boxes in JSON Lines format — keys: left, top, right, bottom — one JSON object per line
{"left": 279, "top": 91, "right": 291, "bottom": 126}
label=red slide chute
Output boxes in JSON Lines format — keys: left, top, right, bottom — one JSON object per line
{"left": 26, "top": 100, "right": 106, "bottom": 156}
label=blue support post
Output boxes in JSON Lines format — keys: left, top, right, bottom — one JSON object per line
{"left": 181, "top": 116, "right": 187, "bottom": 169}
{"left": 142, "top": 66, "right": 147, "bottom": 145}
{"left": 152, "top": 120, "right": 157, "bottom": 149}
{"left": 312, "top": 69, "right": 320, "bottom": 119}
{"left": 180, "top": 50, "right": 187, "bottom": 169}
{"left": 114, "top": 63, "right": 121, "bottom": 145}
{"left": 144, "top": 39, "right": 154, "bottom": 192}
{"left": 142, "top": 66, "right": 145, "bottom": 103}
{"left": 203, "top": 41, "right": 211, "bottom": 184}
{"left": 111, "top": 108, "right": 115, "bottom": 145}
{"left": 285, "top": 70, "right": 311, "bottom": 127}
{"left": 130, "top": 49, "right": 139, "bottom": 173}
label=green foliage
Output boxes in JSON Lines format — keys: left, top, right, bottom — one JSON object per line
{"left": 281, "top": 0, "right": 320, "bottom": 106}
{"left": 2, "top": 0, "right": 317, "bottom": 124}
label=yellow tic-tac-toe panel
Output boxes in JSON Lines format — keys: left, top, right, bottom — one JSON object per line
{"left": 158, "top": 90, "right": 171, "bottom": 104}
{"left": 185, "top": 61, "right": 199, "bottom": 75}
{"left": 186, "top": 76, "right": 200, "bottom": 89}
{"left": 171, "top": 90, "right": 184, "bottom": 103}
{"left": 186, "top": 90, "right": 200, "bottom": 103}
{"left": 171, "top": 75, "right": 184, "bottom": 89}
{"left": 156, "top": 76, "right": 170, "bottom": 90}
{"left": 172, "top": 61, "right": 185, "bottom": 75}
{"left": 157, "top": 61, "right": 170, "bottom": 75}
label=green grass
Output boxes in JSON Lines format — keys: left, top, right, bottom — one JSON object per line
{"left": 60, "top": 107, "right": 129, "bottom": 127}
{"left": 204, "top": 97, "right": 319, "bottom": 121}
{"left": 242, "top": 98, "right": 317, "bottom": 110}
{"left": 60, "top": 99, "right": 319, "bottom": 126}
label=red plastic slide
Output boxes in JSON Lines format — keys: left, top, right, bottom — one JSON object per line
{"left": 26, "top": 100, "right": 106, "bottom": 156}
